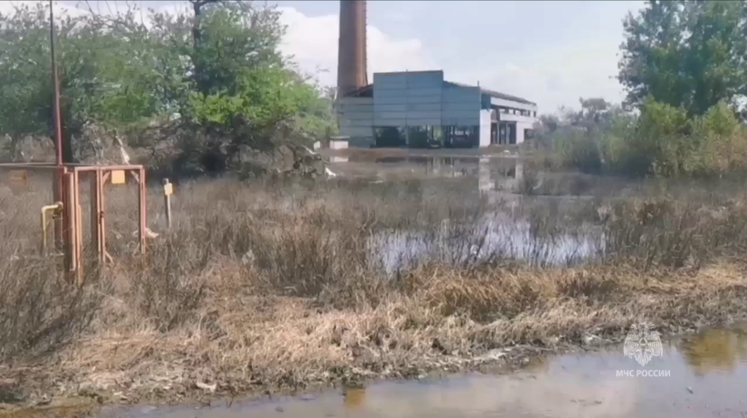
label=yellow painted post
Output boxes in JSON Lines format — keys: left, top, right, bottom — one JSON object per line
{"left": 163, "top": 178, "right": 173, "bottom": 230}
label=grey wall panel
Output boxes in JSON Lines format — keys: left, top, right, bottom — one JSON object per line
{"left": 407, "top": 80, "right": 442, "bottom": 89}
{"left": 407, "top": 95, "right": 443, "bottom": 104}
{"left": 407, "top": 103, "right": 442, "bottom": 111}
{"left": 373, "top": 104, "right": 407, "bottom": 112}
{"left": 375, "top": 96, "right": 408, "bottom": 105}
{"left": 373, "top": 74, "right": 407, "bottom": 89}
{"left": 404, "top": 87, "right": 442, "bottom": 97}
{"left": 373, "top": 119, "right": 407, "bottom": 127}
{"left": 442, "top": 94, "right": 479, "bottom": 104}
{"left": 442, "top": 117, "right": 479, "bottom": 126}
{"left": 340, "top": 119, "right": 373, "bottom": 127}
{"left": 374, "top": 111, "right": 409, "bottom": 120}
{"left": 441, "top": 102, "right": 479, "bottom": 111}
{"left": 341, "top": 126, "right": 374, "bottom": 136}
{"left": 337, "top": 104, "right": 374, "bottom": 112}
{"left": 406, "top": 118, "right": 442, "bottom": 126}
{"left": 443, "top": 86, "right": 480, "bottom": 102}
{"left": 344, "top": 111, "right": 374, "bottom": 120}
{"left": 407, "top": 111, "right": 442, "bottom": 119}
{"left": 441, "top": 110, "right": 478, "bottom": 119}
{"left": 374, "top": 89, "right": 409, "bottom": 99}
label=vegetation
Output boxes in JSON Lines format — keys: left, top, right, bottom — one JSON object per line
{"left": 0, "top": 1, "right": 336, "bottom": 174}
{"left": 534, "top": 1, "right": 747, "bottom": 179}
{"left": 619, "top": 0, "right": 747, "bottom": 116}
{"left": 2, "top": 177, "right": 747, "bottom": 404}
{"left": 540, "top": 97, "right": 747, "bottom": 178}
{"left": 499, "top": 0, "right": 747, "bottom": 181}
{"left": 3, "top": 0, "right": 747, "bottom": 408}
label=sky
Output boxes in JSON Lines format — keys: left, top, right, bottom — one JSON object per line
{"left": 0, "top": 0, "right": 646, "bottom": 115}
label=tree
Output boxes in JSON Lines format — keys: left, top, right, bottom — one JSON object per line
{"left": 0, "top": 3, "right": 160, "bottom": 162}
{"left": 619, "top": 0, "right": 747, "bottom": 116}
{"left": 0, "top": 1, "right": 336, "bottom": 172}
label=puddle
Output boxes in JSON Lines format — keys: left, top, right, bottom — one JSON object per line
{"left": 101, "top": 325, "right": 747, "bottom": 418}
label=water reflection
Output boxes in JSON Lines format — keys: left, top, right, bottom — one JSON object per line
{"left": 681, "top": 326, "right": 747, "bottom": 375}
{"left": 102, "top": 326, "right": 747, "bottom": 418}
{"left": 371, "top": 155, "right": 523, "bottom": 184}
{"left": 343, "top": 387, "right": 366, "bottom": 411}
{"left": 370, "top": 212, "right": 600, "bottom": 272}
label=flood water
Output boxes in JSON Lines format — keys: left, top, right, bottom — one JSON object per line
{"left": 370, "top": 213, "right": 601, "bottom": 272}
{"left": 100, "top": 325, "right": 747, "bottom": 418}
{"left": 354, "top": 155, "right": 603, "bottom": 270}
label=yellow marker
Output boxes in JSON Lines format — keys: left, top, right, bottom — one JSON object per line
{"left": 111, "top": 170, "right": 126, "bottom": 185}
{"left": 164, "top": 182, "right": 173, "bottom": 196}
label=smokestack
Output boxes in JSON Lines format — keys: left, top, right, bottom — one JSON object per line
{"left": 337, "top": 0, "right": 367, "bottom": 98}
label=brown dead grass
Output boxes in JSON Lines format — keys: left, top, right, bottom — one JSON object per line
{"left": 1, "top": 176, "right": 747, "bottom": 405}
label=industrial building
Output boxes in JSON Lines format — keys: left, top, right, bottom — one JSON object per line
{"left": 336, "top": 70, "right": 538, "bottom": 148}
{"left": 334, "top": 0, "right": 537, "bottom": 148}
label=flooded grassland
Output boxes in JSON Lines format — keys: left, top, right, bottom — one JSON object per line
{"left": 2, "top": 151, "right": 747, "bottom": 413}
{"left": 100, "top": 324, "right": 747, "bottom": 418}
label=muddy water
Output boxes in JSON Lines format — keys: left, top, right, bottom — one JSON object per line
{"left": 102, "top": 326, "right": 747, "bottom": 418}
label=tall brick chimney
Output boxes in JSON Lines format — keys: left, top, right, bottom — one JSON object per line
{"left": 337, "top": 0, "right": 367, "bottom": 98}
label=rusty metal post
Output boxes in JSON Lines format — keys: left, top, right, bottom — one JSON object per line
{"left": 50, "top": 0, "right": 63, "bottom": 166}
{"left": 63, "top": 171, "right": 76, "bottom": 275}
{"left": 90, "top": 170, "right": 104, "bottom": 264}
{"left": 138, "top": 167, "right": 147, "bottom": 254}
{"left": 73, "top": 168, "right": 83, "bottom": 283}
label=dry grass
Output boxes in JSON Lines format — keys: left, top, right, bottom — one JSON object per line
{"left": 1, "top": 174, "right": 747, "bottom": 404}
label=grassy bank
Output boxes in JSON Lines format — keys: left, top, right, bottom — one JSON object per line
{"left": 1, "top": 176, "right": 747, "bottom": 407}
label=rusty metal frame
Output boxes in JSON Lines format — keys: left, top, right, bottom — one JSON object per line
{"left": 0, "top": 162, "right": 147, "bottom": 283}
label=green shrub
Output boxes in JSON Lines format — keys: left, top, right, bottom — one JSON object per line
{"left": 549, "top": 98, "right": 747, "bottom": 179}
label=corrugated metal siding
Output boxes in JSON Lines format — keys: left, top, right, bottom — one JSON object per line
{"left": 341, "top": 126, "right": 374, "bottom": 137}
{"left": 337, "top": 96, "right": 374, "bottom": 146}
{"left": 337, "top": 103, "right": 374, "bottom": 111}
{"left": 373, "top": 119, "right": 407, "bottom": 127}
{"left": 441, "top": 84, "right": 479, "bottom": 126}
{"left": 339, "top": 119, "right": 373, "bottom": 127}
{"left": 342, "top": 71, "right": 485, "bottom": 141}
{"left": 373, "top": 71, "right": 448, "bottom": 128}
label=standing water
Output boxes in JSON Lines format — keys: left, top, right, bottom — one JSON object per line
{"left": 101, "top": 325, "right": 747, "bottom": 418}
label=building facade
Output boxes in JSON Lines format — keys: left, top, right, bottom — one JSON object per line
{"left": 336, "top": 70, "right": 538, "bottom": 148}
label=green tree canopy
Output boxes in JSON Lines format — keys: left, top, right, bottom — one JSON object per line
{"left": 0, "top": 0, "right": 336, "bottom": 171}
{"left": 619, "top": 0, "right": 747, "bottom": 116}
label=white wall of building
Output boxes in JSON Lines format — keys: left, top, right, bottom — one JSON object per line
{"left": 479, "top": 110, "right": 492, "bottom": 148}
{"left": 515, "top": 121, "right": 534, "bottom": 145}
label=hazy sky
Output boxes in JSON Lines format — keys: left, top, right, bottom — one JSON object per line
{"left": 2, "top": 0, "right": 646, "bottom": 114}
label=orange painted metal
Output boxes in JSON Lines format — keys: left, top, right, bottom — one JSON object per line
{"left": 0, "top": 163, "right": 149, "bottom": 282}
